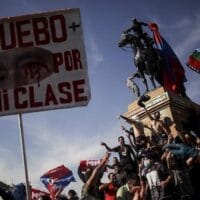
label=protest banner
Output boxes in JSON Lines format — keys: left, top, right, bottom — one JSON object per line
{"left": 0, "top": 9, "right": 90, "bottom": 200}
{"left": 0, "top": 8, "right": 90, "bottom": 116}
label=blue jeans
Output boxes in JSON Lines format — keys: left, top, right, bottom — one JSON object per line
{"left": 163, "top": 143, "right": 197, "bottom": 158}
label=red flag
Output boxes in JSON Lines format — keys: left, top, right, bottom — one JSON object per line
{"left": 148, "top": 23, "right": 187, "bottom": 94}
{"left": 79, "top": 159, "right": 102, "bottom": 171}
{"left": 31, "top": 188, "right": 49, "bottom": 199}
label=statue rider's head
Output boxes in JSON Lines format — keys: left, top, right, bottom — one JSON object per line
{"left": 132, "top": 18, "right": 137, "bottom": 24}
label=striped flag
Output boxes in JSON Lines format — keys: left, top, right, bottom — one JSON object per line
{"left": 40, "top": 165, "right": 76, "bottom": 199}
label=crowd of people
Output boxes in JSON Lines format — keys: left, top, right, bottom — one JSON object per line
{"left": 0, "top": 15, "right": 198, "bottom": 200}
{"left": 0, "top": 97, "right": 200, "bottom": 200}
{"left": 0, "top": 185, "right": 79, "bottom": 200}
{"left": 76, "top": 99, "right": 200, "bottom": 200}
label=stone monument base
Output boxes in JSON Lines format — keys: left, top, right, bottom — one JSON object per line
{"left": 125, "top": 87, "right": 200, "bottom": 138}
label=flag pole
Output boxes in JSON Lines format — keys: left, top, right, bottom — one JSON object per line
{"left": 18, "top": 113, "right": 31, "bottom": 200}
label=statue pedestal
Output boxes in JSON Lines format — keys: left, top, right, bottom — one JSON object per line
{"left": 125, "top": 87, "right": 200, "bottom": 138}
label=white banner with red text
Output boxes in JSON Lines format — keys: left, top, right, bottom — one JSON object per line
{"left": 0, "top": 8, "right": 90, "bottom": 116}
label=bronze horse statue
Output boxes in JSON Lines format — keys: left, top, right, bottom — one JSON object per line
{"left": 118, "top": 23, "right": 163, "bottom": 93}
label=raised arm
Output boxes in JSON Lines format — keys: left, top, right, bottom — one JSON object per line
{"left": 126, "top": 132, "right": 137, "bottom": 153}
{"left": 77, "top": 165, "right": 86, "bottom": 183}
{"left": 101, "top": 142, "right": 115, "bottom": 152}
{"left": 85, "top": 152, "right": 110, "bottom": 188}
{"left": 121, "top": 125, "right": 137, "bottom": 149}
{"left": 143, "top": 107, "right": 154, "bottom": 121}
{"left": 118, "top": 114, "right": 137, "bottom": 125}
{"left": 121, "top": 125, "right": 134, "bottom": 136}
{"left": 99, "top": 183, "right": 109, "bottom": 191}
{"left": 144, "top": 124, "right": 151, "bottom": 130}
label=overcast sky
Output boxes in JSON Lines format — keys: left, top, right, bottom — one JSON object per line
{"left": 0, "top": 0, "right": 199, "bottom": 196}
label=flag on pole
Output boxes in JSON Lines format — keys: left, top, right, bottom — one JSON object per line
{"left": 148, "top": 23, "right": 187, "bottom": 94}
{"left": 187, "top": 48, "right": 200, "bottom": 74}
{"left": 40, "top": 165, "right": 76, "bottom": 199}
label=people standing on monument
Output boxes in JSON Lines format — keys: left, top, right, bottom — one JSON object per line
{"left": 121, "top": 125, "right": 149, "bottom": 154}
{"left": 162, "top": 149, "right": 195, "bottom": 200}
{"left": 101, "top": 136, "right": 138, "bottom": 174}
{"left": 118, "top": 114, "right": 147, "bottom": 146}
{"left": 163, "top": 142, "right": 199, "bottom": 166}
{"left": 143, "top": 108, "right": 169, "bottom": 145}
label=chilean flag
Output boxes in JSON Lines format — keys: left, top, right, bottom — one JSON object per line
{"left": 40, "top": 165, "right": 76, "bottom": 199}
{"left": 148, "top": 23, "right": 187, "bottom": 94}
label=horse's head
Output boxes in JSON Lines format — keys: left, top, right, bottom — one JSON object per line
{"left": 118, "top": 32, "right": 137, "bottom": 48}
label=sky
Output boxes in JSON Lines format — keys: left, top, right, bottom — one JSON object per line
{"left": 0, "top": 0, "right": 199, "bottom": 196}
